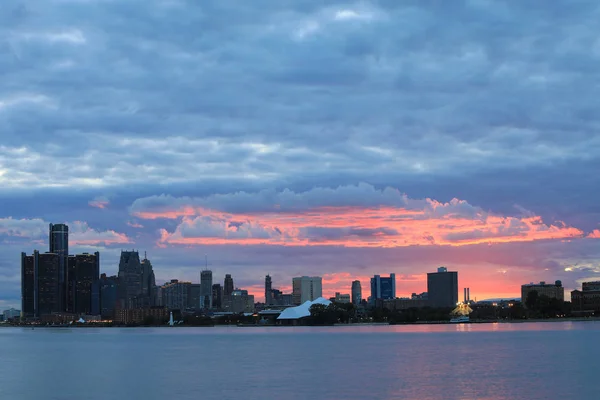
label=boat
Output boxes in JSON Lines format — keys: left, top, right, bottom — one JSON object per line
{"left": 450, "top": 315, "right": 470, "bottom": 323}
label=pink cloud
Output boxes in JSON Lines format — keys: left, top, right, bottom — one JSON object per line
{"left": 89, "top": 197, "right": 110, "bottom": 209}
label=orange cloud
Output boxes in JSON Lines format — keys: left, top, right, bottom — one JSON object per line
{"left": 153, "top": 206, "right": 584, "bottom": 248}
{"left": 588, "top": 229, "right": 600, "bottom": 238}
{"left": 89, "top": 197, "right": 109, "bottom": 209}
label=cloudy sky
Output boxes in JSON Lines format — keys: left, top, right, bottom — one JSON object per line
{"left": 1, "top": 0, "right": 600, "bottom": 309}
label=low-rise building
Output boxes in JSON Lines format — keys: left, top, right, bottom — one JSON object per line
{"left": 521, "top": 281, "right": 564, "bottom": 307}
{"left": 3, "top": 308, "right": 21, "bottom": 321}
{"left": 334, "top": 293, "right": 351, "bottom": 303}
{"left": 114, "top": 307, "right": 169, "bottom": 325}
{"left": 379, "top": 298, "right": 428, "bottom": 311}
{"left": 571, "top": 281, "right": 600, "bottom": 314}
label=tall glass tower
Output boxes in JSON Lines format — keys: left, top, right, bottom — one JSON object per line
{"left": 49, "top": 223, "right": 69, "bottom": 311}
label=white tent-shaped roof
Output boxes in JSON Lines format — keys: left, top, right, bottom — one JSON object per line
{"left": 277, "top": 297, "right": 331, "bottom": 320}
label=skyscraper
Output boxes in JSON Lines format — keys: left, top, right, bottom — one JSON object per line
{"left": 427, "top": 267, "right": 458, "bottom": 308}
{"left": 34, "top": 251, "right": 61, "bottom": 317}
{"left": 200, "top": 270, "right": 213, "bottom": 309}
{"left": 265, "top": 275, "right": 272, "bottom": 305}
{"left": 49, "top": 223, "right": 68, "bottom": 311}
{"left": 99, "top": 274, "right": 118, "bottom": 318}
{"left": 224, "top": 274, "right": 234, "bottom": 298}
{"left": 351, "top": 280, "right": 362, "bottom": 305}
{"left": 141, "top": 253, "right": 157, "bottom": 307}
{"left": 21, "top": 253, "right": 35, "bottom": 318}
{"left": 117, "top": 250, "right": 143, "bottom": 309}
{"left": 212, "top": 283, "right": 223, "bottom": 309}
{"left": 292, "top": 276, "right": 323, "bottom": 305}
{"left": 68, "top": 252, "right": 100, "bottom": 315}
{"left": 370, "top": 274, "right": 396, "bottom": 303}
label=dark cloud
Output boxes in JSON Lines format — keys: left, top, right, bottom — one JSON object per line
{"left": 1, "top": 0, "right": 600, "bottom": 307}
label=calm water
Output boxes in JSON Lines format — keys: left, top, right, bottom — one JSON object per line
{"left": 1, "top": 322, "right": 599, "bottom": 400}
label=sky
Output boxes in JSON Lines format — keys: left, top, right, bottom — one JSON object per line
{"left": 1, "top": 0, "right": 600, "bottom": 309}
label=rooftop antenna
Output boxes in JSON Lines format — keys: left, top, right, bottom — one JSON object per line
{"left": 144, "top": 251, "right": 147, "bottom": 260}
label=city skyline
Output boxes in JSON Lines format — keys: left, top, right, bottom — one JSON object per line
{"left": 2, "top": 1, "right": 600, "bottom": 310}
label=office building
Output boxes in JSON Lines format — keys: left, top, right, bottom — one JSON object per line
{"left": 188, "top": 284, "right": 201, "bottom": 310}
{"left": 117, "top": 251, "right": 144, "bottom": 309}
{"left": 114, "top": 307, "right": 168, "bottom": 325}
{"left": 521, "top": 281, "right": 564, "bottom": 307}
{"left": 265, "top": 275, "right": 272, "bottom": 305}
{"left": 227, "top": 289, "right": 254, "bottom": 313}
{"left": 67, "top": 252, "right": 100, "bottom": 315}
{"left": 200, "top": 270, "right": 213, "bottom": 309}
{"left": 427, "top": 267, "right": 458, "bottom": 308}
{"left": 212, "top": 284, "right": 223, "bottom": 309}
{"left": 334, "top": 292, "right": 351, "bottom": 303}
{"left": 49, "top": 223, "right": 68, "bottom": 311}
{"left": 21, "top": 253, "right": 35, "bottom": 318}
{"left": 292, "top": 276, "right": 323, "bottom": 305}
{"left": 370, "top": 274, "right": 396, "bottom": 303}
{"left": 34, "top": 251, "right": 62, "bottom": 317}
{"left": 271, "top": 289, "right": 294, "bottom": 306}
{"left": 99, "top": 274, "right": 118, "bottom": 319}
{"left": 3, "top": 308, "right": 21, "bottom": 320}
{"left": 571, "top": 281, "right": 600, "bottom": 313}
{"left": 140, "top": 254, "right": 157, "bottom": 307}
{"left": 351, "top": 280, "right": 362, "bottom": 305}
{"left": 161, "top": 279, "right": 191, "bottom": 310}
{"left": 224, "top": 274, "right": 234, "bottom": 299}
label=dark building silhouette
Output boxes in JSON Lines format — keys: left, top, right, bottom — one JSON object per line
{"left": 34, "top": 251, "right": 61, "bottom": 317}
{"left": 265, "top": 275, "right": 272, "bottom": 305}
{"left": 67, "top": 252, "right": 100, "bottom": 315}
{"left": 352, "top": 280, "right": 362, "bottom": 305}
{"left": 21, "top": 253, "right": 35, "bottom": 318}
{"left": 141, "top": 254, "right": 157, "bottom": 307}
{"left": 427, "top": 267, "right": 458, "bottom": 308}
{"left": 188, "top": 284, "right": 201, "bottom": 310}
{"left": 117, "top": 250, "right": 143, "bottom": 309}
{"left": 49, "top": 223, "right": 68, "bottom": 311}
{"left": 224, "top": 274, "right": 234, "bottom": 299}
{"left": 212, "top": 283, "right": 223, "bottom": 309}
{"left": 99, "top": 274, "right": 119, "bottom": 318}
{"left": 200, "top": 270, "right": 213, "bottom": 309}
{"left": 370, "top": 274, "right": 396, "bottom": 304}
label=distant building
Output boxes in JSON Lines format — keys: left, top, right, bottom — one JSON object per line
{"left": 427, "top": 267, "right": 458, "bottom": 308}
{"left": 3, "top": 308, "right": 21, "bottom": 320}
{"left": 271, "top": 289, "right": 293, "bottom": 306}
{"left": 212, "top": 284, "right": 223, "bottom": 310}
{"left": 21, "top": 253, "right": 35, "bottom": 318}
{"left": 227, "top": 289, "right": 254, "bottom": 313}
{"left": 379, "top": 298, "right": 428, "bottom": 311}
{"left": 117, "top": 251, "right": 143, "bottom": 309}
{"left": 67, "top": 252, "right": 100, "bottom": 315}
{"left": 140, "top": 254, "right": 157, "bottom": 307}
{"left": 114, "top": 307, "right": 168, "bottom": 325}
{"left": 34, "top": 251, "right": 62, "bottom": 317}
{"left": 292, "top": 276, "right": 323, "bottom": 305}
{"left": 49, "top": 223, "right": 69, "bottom": 311}
{"left": 99, "top": 274, "right": 118, "bottom": 319}
{"left": 334, "top": 292, "right": 351, "bottom": 303}
{"left": 572, "top": 281, "right": 600, "bottom": 314}
{"left": 265, "top": 275, "right": 272, "bottom": 305}
{"left": 161, "top": 279, "right": 191, "bottom": 310}
{"left": 351, "top": 280, "right": 362, "bottom": 305}
{"left": 224, "top": 274, "right": 234, "bottom": 300}
{"left": 187, "top": 284, "right": 201, "bottom": 310}
{"left": 370, "top": 274, "right": 396, "bottom": 304}
{"left": 200, "top": 270, "right": 213, "bottom": 309}
{"left": 521, "top": 281, "right": 564, "bottom": 307}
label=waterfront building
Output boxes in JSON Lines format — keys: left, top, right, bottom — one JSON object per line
{"left": 270, "top": 289, "right": 293, "bottom": 306}
{"left": 370, "top": 274, "right": 396, "bottom": 304}
{"left": 49, "top": 223, "right": 68, "bottom": 311}
{"left": 3, "top": 308, "right": 21, "bottom": 320}
{"left": 99, "top": 274, "right": 118, "bottom": 319}
{"left": 212, "top": 284, "right": 223, "bottom": 310}
{"left": 227, "top": 289, "right": 254, "bottom": 313}
{"left": 114, "top": 307, "right": 168, "bottom": 325}
{"left": 117, "top": 251, "right": 143, "bottom": 309}
{"left": 351, "top": 280, "right": 362, "bottom": 305}
{"left": 34, "top": 251, "right": 62, "bottom": 317}
{"left": 21, "top": 253, "right": 35, "bottom": 318}
{"left": 161, "top": 279, "right": 191, "bottom": 310}
{"left": 188, "top": 284, "right": 201, "bottom": 310}
{"left": 379, "top": 298, "right": 428, "bottom": 311}
{"left": 140, "top": 254, "right": 157, "bottom": 307}
{"left": 200, "top": 270, "right": 213, "bottom": 309}
{"left": 334, "top": 292, "right": 351, "bottom": 303}
{"left": 67, "top": 252, "right": 100, "bottom": 315}
{"left": 292, "top": 276, "right": 323, "bottom": 305}
{"left": 521, "top": 281, "right": 564, "bottom": 307}
{"left": 427, "top": 267, "right": 458, "bottom": 308}
{"left": 265, "top": 275, "right": 272, "bottom": 305}
{"left": 224, "top": 274, "right": 234, "bottom": 299}
{"left": 571, "top": 281, "right": 600, "bottom": 314}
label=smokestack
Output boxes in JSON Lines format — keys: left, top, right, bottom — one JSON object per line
{"left": 467, "top": 288, "right": 470, "bottom": 302}
{"left": 463, "top": 288, "right": 467, "bottom": 303}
